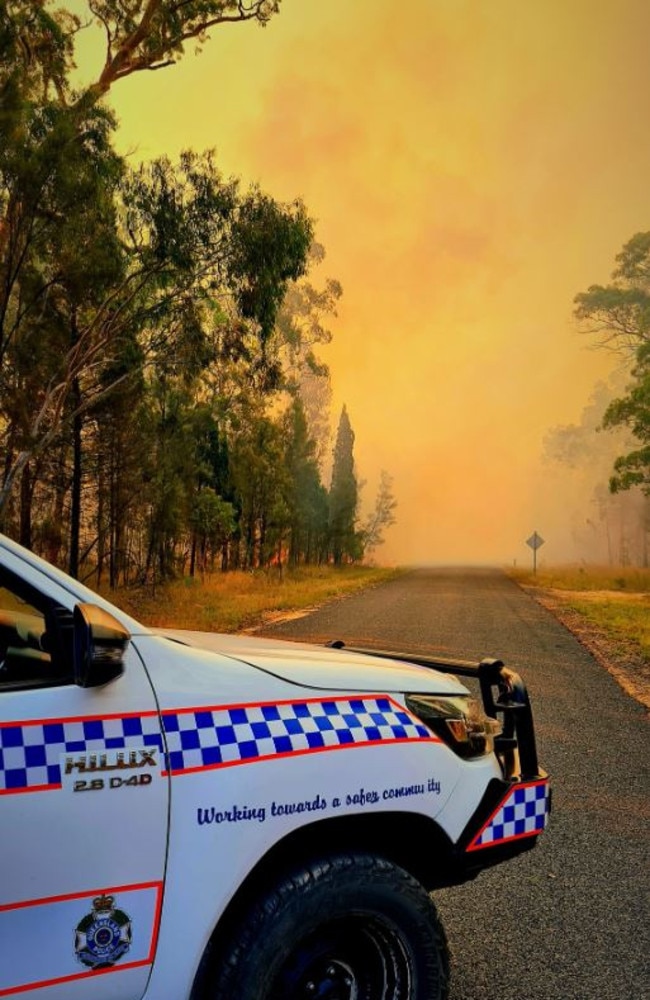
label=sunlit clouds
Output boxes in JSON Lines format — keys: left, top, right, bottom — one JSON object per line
{"left": 74, "top": 0, "right": 650, "bottom": 563}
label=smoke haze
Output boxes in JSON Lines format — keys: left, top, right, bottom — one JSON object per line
{"left": 74, "top": 0, "right": 650, "bottom": 564}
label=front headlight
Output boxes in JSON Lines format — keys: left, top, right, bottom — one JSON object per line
{"left": 406, "top": 694, "right": 502, "bottom": 759}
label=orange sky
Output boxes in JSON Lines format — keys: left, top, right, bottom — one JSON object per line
{"left": 73, "top": 0, "right": 650, "bottom": 564}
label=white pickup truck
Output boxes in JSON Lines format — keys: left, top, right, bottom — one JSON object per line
{"left": 0, "top": 534, "right": 550, "bottom": 1000}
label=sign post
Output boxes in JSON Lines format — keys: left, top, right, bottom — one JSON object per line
{"left": 526, "top": 531, "right": 545, "bottom": 574}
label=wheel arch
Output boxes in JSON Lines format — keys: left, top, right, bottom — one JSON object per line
{"left": 190, "top": 809, "right": 460, "bottom": 999}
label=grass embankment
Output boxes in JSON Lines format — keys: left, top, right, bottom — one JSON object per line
{"left": 510, "top": 565, "right": 650, "bottom": 661}
{"left": 101, "top": 565, "right": 401, "bottom": 633}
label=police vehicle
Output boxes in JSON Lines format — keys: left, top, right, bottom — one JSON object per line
{"left": 0, "top": 533, "right": 550, "bottom": 999}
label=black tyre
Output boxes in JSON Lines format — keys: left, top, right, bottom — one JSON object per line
{"left": 209, "top": 852, "right": 450, "bottom": 1000}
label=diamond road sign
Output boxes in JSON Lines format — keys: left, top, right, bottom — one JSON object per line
{"left": 526, "top": 532, "right": 545, "bottom": 551}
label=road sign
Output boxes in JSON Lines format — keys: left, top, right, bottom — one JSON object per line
{"left": 526, "top": 531, "right": 545, "bottom": 573}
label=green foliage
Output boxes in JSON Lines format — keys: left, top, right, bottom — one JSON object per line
{"left": 189, "top": 488, "right": 235, "bottom": 574}
{"left": 328, "top": 405, "right": 358, "bottom": 565}
{"left": 229, "top": 411, "right": 287, "bottom": 568}
{"left": 361, "top": 471, "right": 397, "bottom": 555}
{"left": 85, "top": 1, "right": 280, "bottom": 96}
{"left": 228, "top": 192, "right": 313, "bottom": 346}
{"left": 0, "top": 71, "right": 125, "bottom": 541}
{"left": 0, "top": 1, "right": 287, "bottom": 523}
{"left": 275, "top": 241, "right": 341, "bottom": 461}
{"left": 575, "top": 232, "right": 650, "bottom": 496}
{"left": 282, "top": 398, "right": 328, "bottom": 565}
{"left": 0, "top": 1, "right": 76, "bottom": 104}
{"left": 0, "top": 0, "right": 399, "bottom": 583}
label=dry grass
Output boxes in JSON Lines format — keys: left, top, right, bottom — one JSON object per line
{"left": 97, "top": 565, "right": 402, "bottom": 633}
{"left": 509, "top": 564, "right": 650, "bottom": 658}
{"left": 563, "top": 597, "right": 650, "bottom": 660}
{"left": 508, "top": 564, "right": 650, "bottom": 708}
{"left": 510, "top": 564, "right": 650, "bottom": 593}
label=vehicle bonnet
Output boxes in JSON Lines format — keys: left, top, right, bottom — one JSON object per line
{"left": 154, "top": 628, "right": 470, "bottom": 695}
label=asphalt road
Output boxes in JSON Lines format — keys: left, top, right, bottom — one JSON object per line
{"left": 256, "top": 567, "right": 650, "bottom": 1000}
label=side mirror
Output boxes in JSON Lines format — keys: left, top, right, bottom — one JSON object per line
{"left": 73, "top": 603, "right": 130, "bottom": 688}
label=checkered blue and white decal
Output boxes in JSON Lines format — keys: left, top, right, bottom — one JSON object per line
{"left": 161, "top": 696, "right": 433, "bottom": 775}
{"left": 0, "top": 696, "right": 434, "bottom": 793}
{"left": 467, "top": 778, "right": 550, "bottom": 851}
{"left": 0, "top": 712, "right": 164, "bottom": 794}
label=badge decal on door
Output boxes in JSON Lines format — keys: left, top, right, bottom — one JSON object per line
{"left": 74, "top": 894, "right": 132, "bottom": 969}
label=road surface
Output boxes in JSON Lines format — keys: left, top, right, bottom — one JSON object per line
{"left": 256, "top": 567, "right": 650, "bottom": 1000}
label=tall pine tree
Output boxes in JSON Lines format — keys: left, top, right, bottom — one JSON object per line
{"left": 328, "top": 405, "right": 358, "bottom": 564}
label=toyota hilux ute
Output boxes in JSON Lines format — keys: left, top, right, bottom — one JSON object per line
{"left": 0, "top": 533, "right": 550, "bottom": 1000}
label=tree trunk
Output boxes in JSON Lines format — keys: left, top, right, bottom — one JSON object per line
{"left": 19, "top": 461, "right": 33, "bottom": 549}
{"left": 95, "top": 442, "right": 105, "bottom": 587}
{"left": 68, "top": 381, "right": 82, "bottom": 579}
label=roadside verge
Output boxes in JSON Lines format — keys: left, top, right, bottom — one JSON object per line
{"left": 521, "top": 585, "right": 650, "bottom": 713}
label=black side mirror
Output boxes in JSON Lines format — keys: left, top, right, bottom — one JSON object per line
{"left": 73, "top": 603, "right": 130, "bottom": 688}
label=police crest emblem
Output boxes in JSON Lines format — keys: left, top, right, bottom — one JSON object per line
{"left": 74, "top": 894, "right": 132, "bottom": 969}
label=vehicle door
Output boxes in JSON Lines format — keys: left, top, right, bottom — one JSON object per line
{"left": 0, "top": 559, "right": 168, "bottom": 1000}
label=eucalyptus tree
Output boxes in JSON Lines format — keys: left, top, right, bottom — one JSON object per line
{"left": 360, "top": 470, "right": 397, "bottom": 557}
{"left": 0, "top": 4, "right": 124, "bottom": 525}
{"left": 229, "top": 411, "right": 288, "bottom": 568}
{"left": 575, "top": 232, "right": 650, "bottom": 495}
{"left": 0, "top": 0, "right": 285, "bottom": 525}
{"left": 121, "top": 153, "right": 311, "bottom": 579}
{"left": 187, "top": 406, "right": 235, "bottom": 575}
{"left": 281, "top": 397, "right": 327, "bottom": 565}
{"left": 81, "top": 0, "right": 280, "bottom": 101}
{"left": 89, "top": 332, "right": 149, "bottom": 587}
{"left": 0, "top": 90, "right": 124, "bottom": 559}
{"left": 2, "top": 2, "right": 336, "bottom": 579}
{"left": 275, "top": 243, "right": 342, "bottom": 462}
{"left": 1, "top": 125, "right": 312, "bottom": 575}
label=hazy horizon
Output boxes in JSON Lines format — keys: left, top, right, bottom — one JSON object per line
{"left": 71, "top": 0, "right": 650, "bottom": 566}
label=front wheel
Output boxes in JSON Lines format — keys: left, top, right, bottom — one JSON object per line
{"left": 208, "top": 852, "right": 450, "bottom": 1000}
